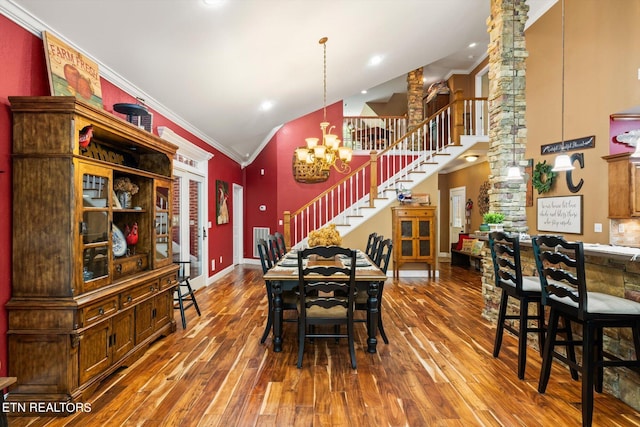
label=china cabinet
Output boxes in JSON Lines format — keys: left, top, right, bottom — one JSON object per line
{"left": 391, "top": 205, "right": 437, "bottom": 279}
{"left": 7, "top": 96, "right": 179, "bottom": 405}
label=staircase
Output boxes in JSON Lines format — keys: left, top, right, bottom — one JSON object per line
{"left": 284, "top": 94, "right": 488, "bottom": 249}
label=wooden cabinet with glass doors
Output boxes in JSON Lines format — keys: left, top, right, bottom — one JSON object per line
{"left": 391, "top": 205, "right": 437, "bottom": 279}
{"left": 7, "top": 96, "right": 179, "bottom": 405}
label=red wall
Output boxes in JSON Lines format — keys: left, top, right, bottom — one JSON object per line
{"left": 244, "top": 102, "right": 369, "bottom": 254}
{"left": 0, "top": 15, "right": 241, "bottom": 375}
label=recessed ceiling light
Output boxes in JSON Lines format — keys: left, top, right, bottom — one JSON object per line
{"left": 465, "top": 155, "right": 479, "bottom": 162}
{"left": 468, "top": 42, "right": 477, "bottom": 48}
{"left": 361, "top": 90, "right": 367, "bottom": 94}
{"left": 203, "top": 0, "right": 227, "bottom": 7}
{"left": 260, "top": 101, "right": 274, "bottom": 111}
{"left": 368, "top": 55, "right": 383, "bottom": 66}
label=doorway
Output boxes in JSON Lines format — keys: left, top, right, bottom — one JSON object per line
{"left": 172, "top": 170, "right": 207, "bottom": 289}
{"left": 232, "top": 183, "right": 243, "bottom": 265}
{"left": 449, "top": 186, "right": 466, "bottom": 252}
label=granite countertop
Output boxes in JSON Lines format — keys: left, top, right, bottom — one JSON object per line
{"left": 471, "top": 233, "right": 640, "bottom": 262}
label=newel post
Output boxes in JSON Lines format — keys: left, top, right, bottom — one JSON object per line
{"left": 283, "top": 211, "right": 291, "bottom": 249}
{"left": 369, "top": 151, "right": 378, "bottom": 207}
{"left": 452, "top": 89, "right": 465, "bottom": 145}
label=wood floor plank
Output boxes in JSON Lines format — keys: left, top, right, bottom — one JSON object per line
{"left": 8, "top": 262, "right": 640, "bottom": 426}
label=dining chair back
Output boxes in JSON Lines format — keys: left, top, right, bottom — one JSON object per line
{"left": 365, "top": 232, "right": 378, "bottom": 259}
{"left": 488, "top": 231, "right": 545, "bottom": 379}
{"left": 274, "top": 232, "right": 287, "bottom": 257}
{"left": 297, "top": 245, "right": 357, "bottom": 369}
{"left": 267, "top": 234, "right": 283, "bottom": 262}
{"left": 258, "top": 238, "right": 297, "bottom": 344}
{"left": 356, "top": 238, "right": 392, "bottom": 344}
{"left": 533, "top": 235, "right": 640, "bottom": 427}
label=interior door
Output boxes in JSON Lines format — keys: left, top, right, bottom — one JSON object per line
{"left": 172, "top": 170, "right": 206, "bottom": 289}
{"left": 450, "top": 186, "right": 466, "bottom": 252}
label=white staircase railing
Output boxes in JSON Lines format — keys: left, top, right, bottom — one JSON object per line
{"left": 284, "top": 95, "right": 488, "bottom": 249}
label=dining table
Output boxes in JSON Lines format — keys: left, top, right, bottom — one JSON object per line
{"left": 262, "top": 249, "right": 388, "bottom": 354}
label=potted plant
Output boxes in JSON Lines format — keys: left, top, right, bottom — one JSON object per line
{"left": 483, "top": 212, "right": 505, "bottom": 232}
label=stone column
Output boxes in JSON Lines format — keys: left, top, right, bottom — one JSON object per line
{"left": 487, "top": 0, "right": 528, "bottom": 233}
{"left": 406, "top": 68, "right": 424, "bottom": 131}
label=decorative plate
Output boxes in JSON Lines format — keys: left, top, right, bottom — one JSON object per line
{"left": 112, "top": 224, "right": 127, "bottom": 257}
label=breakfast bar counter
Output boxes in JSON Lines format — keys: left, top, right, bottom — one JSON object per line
{"left": 480, "top": 236, "right": 640, "bottom": 411}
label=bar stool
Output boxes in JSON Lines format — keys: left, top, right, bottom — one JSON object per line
{"left": 173, "top": 261, "right": 202, "bottom": 329}
{"left": 488, "top": 231, "right": 545, "bottom": 379}
{"left": 533, "top": 235, "right": 640, "bottom": 427}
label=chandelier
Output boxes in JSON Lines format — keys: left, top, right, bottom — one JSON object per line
{"left": 293, "top": 37, "right": 352, "bottom": 183}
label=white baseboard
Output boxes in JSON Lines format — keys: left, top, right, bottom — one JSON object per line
{"left": 395, "top": 269, "right": 440, "bottom": 278}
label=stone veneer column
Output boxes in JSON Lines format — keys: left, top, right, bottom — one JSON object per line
{"left": 406, "top": 68, "right": 424, "bottom": 131}
{"left": 482, "top": 0, "right": 529, "bottom": 323}
{"left": 487, "top": 0, "right": 528, "bottom": 232}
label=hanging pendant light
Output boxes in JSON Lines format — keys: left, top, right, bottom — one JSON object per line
{"left": 552, "top": 0, "right": 575, "bottom": 172}
{"left": 507, "top": 2, "right": 523, "bottom": 181}
{"left": 292, "top": 37, "right": 352, "bottom": 183}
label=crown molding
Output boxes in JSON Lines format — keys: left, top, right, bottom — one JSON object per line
{"left": 0, "top": 0, "right": 244, "bottom": 165}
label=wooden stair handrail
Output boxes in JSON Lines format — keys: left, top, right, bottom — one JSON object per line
{"left": 283, "top": 94, "right": 487, "bottom": 248}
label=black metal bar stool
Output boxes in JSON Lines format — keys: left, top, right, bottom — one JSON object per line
{"left": 174, "top": 261, "right": 202, "bottom": 329}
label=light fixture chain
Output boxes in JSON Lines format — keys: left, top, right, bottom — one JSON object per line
{"left": 513, "top": 3, "right": 517, "bottom": 164}
{"left": 323, "top": 38, "right": 327, "bottom": 122}
{"left": 561, "top": 0, "right": 565, "bottom": 147}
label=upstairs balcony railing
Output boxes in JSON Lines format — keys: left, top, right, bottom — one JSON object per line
{"left": 283, "top": 90, "right": 488, "bottom": 249}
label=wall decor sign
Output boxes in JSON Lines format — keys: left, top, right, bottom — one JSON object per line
{"left": 540, "top": 135, "right": 595, "bottom": 155}
{"left": 43, "top": 31, "right": 103, "bottom": 109}
{"left": 537, "top": 195, "right": 583, "bottom": 234}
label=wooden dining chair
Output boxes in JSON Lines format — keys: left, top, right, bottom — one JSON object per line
{"left": 533, "top": 235, "right": 640, "bottom": 427}
{"left": 488, "top": 231, "right": 545, "bottom": 379}
{"left": 274, "top": 231, "right": 287, "bottom": 256}
{"left": 356, "top": 238, "right": 392, "bottom": 344}
{"left": 267, "top": 234, "right": 283, "bottom": 261}
{"left": 297, "top": 245, "right": 357, "bottom": 369}
{"left": 257, "top": 239, "right": 297, "bottom": 343}
{"left": 364, "top": 232, "right": 378, "bottom": 258}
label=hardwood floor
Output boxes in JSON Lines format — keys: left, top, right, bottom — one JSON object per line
{"left": 8, "top": 262, "right": 640, "bottom": 426}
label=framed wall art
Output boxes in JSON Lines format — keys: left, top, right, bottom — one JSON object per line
{"left": 43, "top": 31, "right": 103, "bottom": 108}
{"left": 537, "top": 195, "right": 583, "bottom": 234}
{"left": 216, "top": 180, "right": 229, "bottom": 225}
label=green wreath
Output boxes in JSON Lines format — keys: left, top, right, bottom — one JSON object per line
{"left": 532, "top": 160, "right": 556, "bottom": 194}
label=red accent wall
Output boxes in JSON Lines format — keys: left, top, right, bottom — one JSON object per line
{"left": 0, "top": 15, "right": 242, "bottom": 375}
{"left": 243, "top": 102, "right": 368, "bottom": 255}
{"left": 0, "top": 14, "right": 352, "bottom": 375}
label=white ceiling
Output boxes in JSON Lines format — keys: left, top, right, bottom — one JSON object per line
{"left": 2, "top": 0, "right": 555, "bottom": 165}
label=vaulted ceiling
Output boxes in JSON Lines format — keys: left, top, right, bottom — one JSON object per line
{"left": 2, "top": 0, "right": 555, "bottom": 165}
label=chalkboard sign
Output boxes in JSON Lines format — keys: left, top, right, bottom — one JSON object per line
{"left": 537, "top": 195, "right": 583, "bottom": 234}
{"left": 541, "top": 135, "right": 595, "bottom": 155}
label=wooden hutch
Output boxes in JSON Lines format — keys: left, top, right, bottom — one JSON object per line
{"left": 391, "top": 205, "right": 437, "bottom": 279}
{"left": 7, "top": 97, "right": 179, "bottom": 406}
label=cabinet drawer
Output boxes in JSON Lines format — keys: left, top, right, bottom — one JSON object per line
{"left": 394, "top": 209, "right": 432, "bottom": 218}
{"left": 120, "top": 280, "right": 159, "bottom": 309}
{"left": 81, "top": 297, "right": 118, "bottom": 327}
{"left": 113, "top": 254, "right": 149, "bottom": 280}
{"left": 159, "top": 272, "right": 178, "bottom": 291}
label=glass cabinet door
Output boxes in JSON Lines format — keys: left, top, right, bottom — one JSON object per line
{"left": 154, "top": 181, "right": 172, "bottom": 267}
{"left": 80, "top": 164, "right": 111, "bottom": 292}
{"left": 418, "top": 219, "right": 432, "bottom": 257}
{"left": 400, "top": 219, "right": 415, "bottom": 258}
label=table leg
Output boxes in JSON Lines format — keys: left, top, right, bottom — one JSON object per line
{"left": 272, "top": 280, "right": 283, "bottom": 352}
{"left": 366, "top": 281, "right": 379, "bottom": 353}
